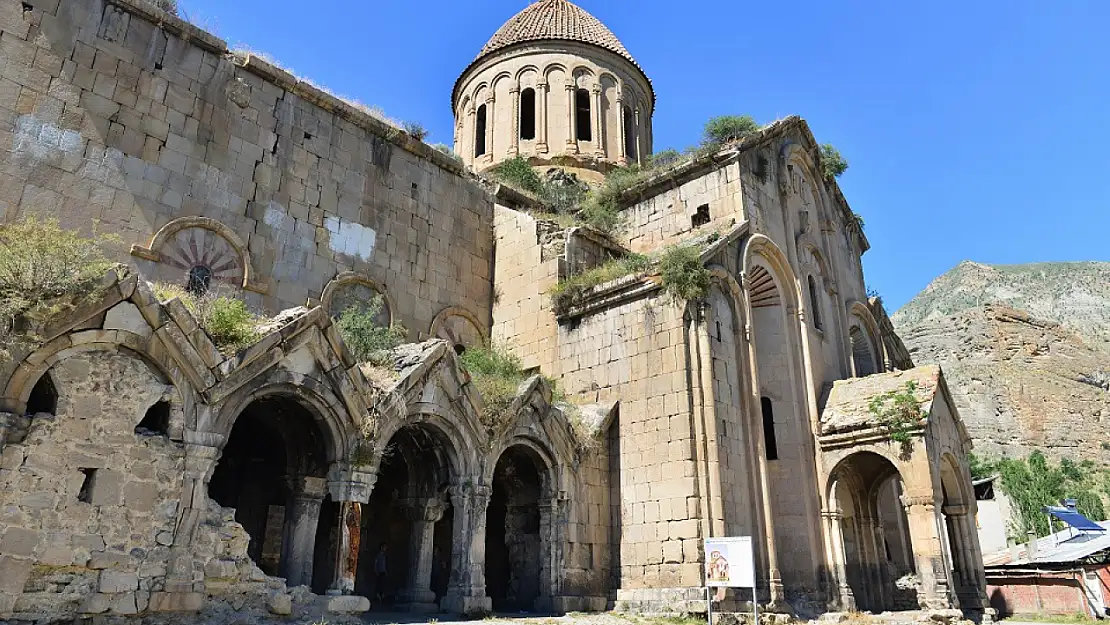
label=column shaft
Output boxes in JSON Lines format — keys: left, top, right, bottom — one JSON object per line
{"left": 281, "top": 476, "right": 327, "bottom": 587}
{"left": 508, "top": 85, "right": 520, "bottom": 156}
{"left": 592, "top": 85, "right": 604, "bottom": 157}
{"left": 537, "top": 82, "right": 549, "bottom": 153}
{"left": 565, "top": 83, "right": 577, "bottom": 152}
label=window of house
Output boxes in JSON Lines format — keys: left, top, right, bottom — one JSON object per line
{"left": 761, "top": 397, "right": 779, "bottom": 460}
{"left": 623, "top": 106, "right": 636, "bottom": 159}
{"left": 808, "top": 275, "right": 823, "bottom": 331}
{"left": 475, "top": 104, "right": 487, "bottom": 157}
{"left": 575, "top": 89, "right": 591, "bottom": 142}
{"left": 520, "top": 88, "right": 536, "bottom": 140}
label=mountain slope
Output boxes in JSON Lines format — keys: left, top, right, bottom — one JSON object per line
{"left": 893, "top": 262, "right": 1110, "bottom": 462}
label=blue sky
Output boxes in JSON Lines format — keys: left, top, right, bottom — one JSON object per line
{"left": 177, "top": 0, "right": 1109, "bottom": 311}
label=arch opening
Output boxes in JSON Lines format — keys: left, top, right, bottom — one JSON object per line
{"left": 830, "top": 451, "right": 917, "bottom": 612}
{"left": 940, "top": 455, "right": 980, "bottom": 609}
{"left": 135, "top": 400, "right": 170, "bottom": 437}
{"left": 26, "top": 371, "right": 57, "bottom": 415}
{"left": 622, "top": 106, "right": 636, "bottom": 161}
{"left": 359, "top": 424, "right": 456, "bottom": 612}
{"left": 486, "top": 444, "right": 548, "bottom": 612}
{"left": 475, "top": 105, "right": 488, "bottom": 157}
{"left": 575, "top": 89, "right": 592, "bottom": 142}
{"left": 748, "top": 261, "right": 821, "bottom": 594}
{"left": 520, "top": 88, "right": 536, "bottom": 141}
{"left": 850, "top": 326, "right": 877, "bottom": 377}
{"left": 208, "top": 396, "right": 331, "bottom": 587}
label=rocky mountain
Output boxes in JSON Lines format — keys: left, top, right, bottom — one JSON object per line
{"left": 892, "top": 262, "right": 1110, "bottom": 463}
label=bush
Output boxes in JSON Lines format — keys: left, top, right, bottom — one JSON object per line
{"left": 0, "top": 217, "right": 121, "bottom": 350}
{"left": 152, "top": 283, "right": 262, "bottom": 353}
{"left": 702, "top": 115, "right": 760, "bottom": 148}
{"left": 549, "top": 254, "right": 650, "bottom": 315}
{"left": 460, "top": 345, "right": 528, "bottom": 434}
{"left": 335, "top": 296, "right": 407, "bottom": 366}
{"left": 820, "top": 143, "right": 849, "bottom": 179}
{"left": 867, "top": 381, "right": 926, "bottom": 445}
{"left": 430, "top": 143, "right": 462, "bottom": 163}
{"left": 403, "top": 121, "right": 429, "bottom": 142}
{"left": 649, "top": 149, "right": 682, "bottom": 168}
{"left": 658, "top": 244, "right": 710, "bottom": 303}
{"left": 490, "top": 156, "right": 545, "bottom": 196}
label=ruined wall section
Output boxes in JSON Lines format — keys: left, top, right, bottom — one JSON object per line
{"left": 555, "top": 443, "right": 611, "bottom": 612}
{"left": 620, "top": 162, "right": 743, "bottom": 254}
{"left": 0, "top": 350, "right": 268, "bottom": 620}
{"left": 2, "top": 0, "right": 493, "bottom": 338}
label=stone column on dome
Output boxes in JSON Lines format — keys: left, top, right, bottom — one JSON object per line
{"left": 508, "top": 82, "right": 520, "bottom": 157}
{"left": 536, "top": 81, "right": 549, "bottom": 153}
{"left": 466, "top": 103, "right": 476, "bottom": 165}
{"left": 616, "top": 91, "right": 627, "bottom": 165}
{"left": 634, "top": 106, "right": 643, "bottom": 165}
{"left": 565, "top": 80, "right": 578, "bottom": 153}
{"left": 591, "top": 83, "right": 604, "bottom": 158}
{"left": 484, "top": 94, "right": 496, "bottom": 163}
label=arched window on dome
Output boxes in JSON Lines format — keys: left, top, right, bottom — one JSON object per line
{"left": 623, "top": 106, "right": 637, "bottom": 162}
{"left": 475, "top": 104, "right": 488, "bottom": 157}
{"left": 520, "top": 88, "right": 536, "bottom": 141}
{"left": 575, "top": 89, "right": 592, "bottom": 142}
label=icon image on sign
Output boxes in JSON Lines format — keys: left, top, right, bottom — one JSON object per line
{"left": 707, "top": 550, "right": 730, "bottom": 582}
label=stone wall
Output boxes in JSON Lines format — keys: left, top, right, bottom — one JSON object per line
{"left": 1, "top": 0, "right": 494, "bottom": 340}
{"left": 0, "top": 349, "right": 270, "bottom": 620}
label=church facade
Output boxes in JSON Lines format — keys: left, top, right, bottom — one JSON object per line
{"left": 0, "top": 0, "right": 990, "bottom": 621}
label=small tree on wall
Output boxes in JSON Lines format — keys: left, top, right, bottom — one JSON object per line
{"left": 820, "top": 143, "right": 849, "bottom": 179}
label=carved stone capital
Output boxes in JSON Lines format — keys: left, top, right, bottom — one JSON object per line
{"left": 288, "top": 475, "right": 328, "bottom": 501}
{"left": 901, "top": 494, "right": 937, "bottom": 511}
{"left": 327, "top": 463, "right": 377, "bottom": 503}
{"left": 401, "top": 497, "right": 447, "bottom": 522}
{"left": 943, "top": 504, "right": 970, "bottom": 517}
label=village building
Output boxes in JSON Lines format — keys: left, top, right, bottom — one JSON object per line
{"left": 0, "top": 0, "right": 992, "bottom": 621}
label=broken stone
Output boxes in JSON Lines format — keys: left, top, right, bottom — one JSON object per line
{"left": 79, "top": 593, "right": 110, "bottom": 615}
{"left": 267, "top": 592, "right": 292, "bottom": 615}
{"left": 98, "top": 570, "right": 138, "bottom": 593}
{"left": 326, "top": 594, "right": 370, "bottom": 613}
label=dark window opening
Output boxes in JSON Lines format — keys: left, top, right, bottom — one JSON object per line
{"left": 520, "top": 88, "right": 536, "bottom": 140}
{"left": 692, "top": 204, "right": 710, "bottom": 229}
{"left": 78, "top": 468, "right": 97, "bottom": 503}
{"left": 186, "top": 265, "right": 212, "bottom": 296}
{"left": 410, "top": 182, "right": 419, "bottom": 199}
{"left": 304, "top": 132, "right": 314, "bottom": 141}
{"left": 808, "top": 275, "right": 824, "bottom": 331}
{"left": 21, "top": 2, "right": 32, "bottom": 13}
{"left": 136, "top": 400, "right": 171, "bottom": 437}
{"left": 715, "top": 320, "right": 722, "bottom": 342}
{"left": 575, "top": 89, "right": 592, "bottom": 142}
{"left": 475, "top": 104, "right": 487, "bottom": 157}
{"left": 453, "top": 344, "right": 466, "bottom": 356}
{"left": 755, "top": 155, "right": 769, "bottom": 182}
{"left": 26, "top": 372, "right": 57, "bottom": 415}
{"left": 623, "top": 106, "right": 636, "bottom": 159}
{"left": 761, "top": 397, "right": 778, "bottom": 460}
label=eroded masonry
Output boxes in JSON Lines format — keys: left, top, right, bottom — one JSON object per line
{"left": 0, "top": 0, "right": 992, "bottom": 622}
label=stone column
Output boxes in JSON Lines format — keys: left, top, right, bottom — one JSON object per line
{"left": 442, "top": 482, "right": 493, "bottom": 616}
{"left": 944, "top": 504, "right": 984, "bottom": 609}
{"left": 327, "top": 464, "right": 377, "bottom": 597}
{"left": 508, "top": 83, "right": 520, "bottom": 157}
{"left": 466, "top": 104, "right": 476, "bottom": 164}
{"left": 535, "top": 491, "right": 567, "bottom": 612}
{"left": 822, "top": 510, "right": 855, "bottom": 611}
{"left": 484, "top": 94, "right": 496, "bottom": 164}
{"left": 591, "top": 84, "right": 604, "bottom": 158}
{"left": 398, "top": 497, "right": 447, "bottom": 612}
{"left": 902, "top": 494, "right": 952, "bottom": 609}
{"left": 565, "top": 81, "right": 578, "bottom": 153}
{"left": 281, "top": 476, "right": 328, "bottom": 587}
{"left": 633, "top": 107, "right": 643, "bottom": 165}
{"left": 165, "top": 435, "right": 222, "bottom": 597}
{"left": 615, "top": 94, "right": 627, "bottom": 165}
{"left": 536, "top": 81, "right": 549, "bottom": 153}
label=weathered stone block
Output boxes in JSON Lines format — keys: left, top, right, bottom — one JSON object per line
{"left": 79, "top": 593, "right": 111, "bottom": 615}
{"left": 267, "top": 592, "right": 293, "bottom": 615}
{"left": 104, "top": 302, "right": 151, "bottom": 337}
{"left": 122, "top": 481, "right": 159, "bottom": 513}
{"left": 98, "top": 569, "right": 138, "bottom": 593}
{"left": 326, "top": 594, "right": 370, "bottom": 613}
{"left": 0, "top": 557, "right": 32, "bottom": 594}
{"left": 88, "top": 551, "right": 129, "bottom": 569}
{"left": 148, "top": 591, "right": 205, "bottom": 612}
{"left": 203, "top": 558, "right": 237, "bottom": 579}
{"left": 0, "top": 527, "right": 41, "bottom": 557}
{"left": 110, "top": 591, "right": 138, "bottom": 615}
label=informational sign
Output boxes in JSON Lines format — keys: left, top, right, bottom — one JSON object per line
{"left": 704, "top": 536, "right": 755, "bottom": 588}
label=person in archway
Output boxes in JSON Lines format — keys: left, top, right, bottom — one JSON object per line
{"left": 374, "top": 543, "right": 388, "bottom": 603}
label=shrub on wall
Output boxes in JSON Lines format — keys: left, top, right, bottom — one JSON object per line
{"left": 152, "top": 284, "right": 262, "bottom": 353}
{"left": 549, "top": 254, "right": 650, "bottom": 315}
{"left": 702, "top": 115, "right": 760, "bottom": 148}
{"left": 658, "top": 244, "right": 710, "bottom": 304}
{"left": 335, "top": 296, "right": 407, "bottom": 366}
{"left": 0, "top": 217, "right": 121, "bottom": 354}
{"left": 820, "top": 143, "right": 849, "bottom": 179}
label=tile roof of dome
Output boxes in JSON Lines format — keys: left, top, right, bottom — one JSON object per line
{"left": 453, "top": 0, "right": 653, "bottom": 108}
{"left": 478, "top": 0, "right": 635, "bottom": 64}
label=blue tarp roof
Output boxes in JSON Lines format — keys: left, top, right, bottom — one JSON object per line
{"left": 1044, "top": 506, "right": 1107, "bottom": 533}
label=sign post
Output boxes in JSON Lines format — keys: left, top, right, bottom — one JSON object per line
{"left": 704, "top": 536, "right": 757, "bottom": 625}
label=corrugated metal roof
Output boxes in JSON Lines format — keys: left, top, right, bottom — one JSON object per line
{"left": 983, "top": 520, "right": 1110, "bottom": 567}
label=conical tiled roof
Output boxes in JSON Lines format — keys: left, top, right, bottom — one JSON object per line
{"left": 453, "top": 0, "right": 653, "bottom": 110}
{"left": 477, "top": 0, "right": 635, "bottom": 64}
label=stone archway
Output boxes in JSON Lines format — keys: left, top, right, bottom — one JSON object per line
{"left": 361, "top": 424, "right": 457, "bottom": 612}
{"left": 828, "top": 451, "right": 918, "bottom": 612}
{"left": 939, "top": 453, "right": 982, "bottom": 610}
{"left": 207, "top": 395, "right": 331, "bottom": 587}
{"left": 485, "top": 444, "right": 552, "bottom": 613}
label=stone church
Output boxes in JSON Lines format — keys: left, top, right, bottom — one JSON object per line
{"left": 0, "top": 0, "right": 991, "bottom": 621}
